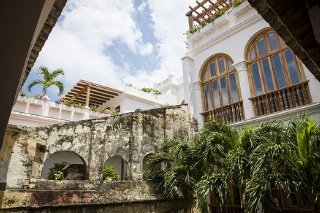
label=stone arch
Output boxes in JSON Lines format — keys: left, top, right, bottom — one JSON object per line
{"left": 104, "top": 156, "right": 129, "bottom": 181}
{"left": 41, "top": 151, "right": 87, "bottom": 180}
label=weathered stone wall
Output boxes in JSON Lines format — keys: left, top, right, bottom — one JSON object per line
{"left": 0, "top": 180, "right": 191, "bottom": 211}
{"left": 1, "top": 105, "right": 193, "bottom": 188}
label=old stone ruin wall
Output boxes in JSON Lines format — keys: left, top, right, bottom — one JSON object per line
{"left": 0, "top": 105, "right": 194, "bottom": 211}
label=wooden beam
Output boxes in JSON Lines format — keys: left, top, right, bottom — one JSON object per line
{"left": 69, "top": 89, "right": 115, "bottom": 99}
{"left": 85, "top": 85, "right": 90, "bottom": 107}
{"left": 71, "top": 86, "right": 120, "bottom": 96}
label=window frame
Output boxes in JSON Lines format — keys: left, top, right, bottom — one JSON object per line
{"left": 201, "top": 54, "right": 241, "bottom": 112}
{"left": 246, "top": 29, "right": 306, "bottom": 97}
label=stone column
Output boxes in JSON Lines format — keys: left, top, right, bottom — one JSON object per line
{"left": 181, "top": 56, "right": 193, "bottom": 110}
{"left": 233, "top": 61, "right": 255, "bottom": 120}
{"left": 192, "top": 81, "right": 204, "bottom": 128}
{"left": 182, "top": 56, "right": 204, "bottom": 128}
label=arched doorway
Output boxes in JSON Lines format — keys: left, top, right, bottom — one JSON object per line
{"left": 42, "top": 151, "right": 86, "bottom": 180}
{"left": 104, "top": 156, "right": 129, "bottom": 181}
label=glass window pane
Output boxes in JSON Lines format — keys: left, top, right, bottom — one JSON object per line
{"left": 257, "top": 37, "right": 266, "bottom": 56}
{"left": 262, "top": 59, "right": 274, "bottom": 91}
{"left": 212, "top": 80, "right": 220, "bottom": 107}
{"left": 284, "top": 50, "right": 300, "bottom": 84}
{"left": 249, "top": 46, "right": 256, "bottom": 60}
{"left": 218, "top": 58, "right": 225, "bottom": 73}
{"left": 271, "top": 54, "right": 287, "bottom": 88}
{"left": 209, "top": 62, "right": 216, "bottom": 77}
{"left": 229, "top": 73, "right": 239, "bottom": 102}
{"left": 252, "top": 63, "right": 263, "bottom": 96}
{"left": 267, "top": 32, "right": 278, "bottom": 51}
{"left": 204, "top": 84, "right": 212, "bottom": 111}
{"left": 220, "top": 77, "right": 228, "bottom": 106}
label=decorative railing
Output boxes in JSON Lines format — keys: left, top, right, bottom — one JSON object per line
{"left": 250, "top": 81, "right": 311, "bottom": 117}
{"left": 202, "top": 101, "right": 244, "bottom": 123}
{"left": 186, "top": 0, "right": 244, "bottom": 32}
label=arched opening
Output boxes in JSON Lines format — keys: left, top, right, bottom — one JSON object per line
{"left": 42, "top": 151, "right": 86, "bottom": 180}
{"left": 104, "top": 156, "right": 129, "bottom": 181}
{"left": 200, "top": 53, "right": 243, "bottom": 123}
{"left": 245, "top": 28, "right": 311, "bottom": 116}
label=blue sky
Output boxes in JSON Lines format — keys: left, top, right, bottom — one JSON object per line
{"left": 22, "top": 0, "right": 193, "bottom": 101}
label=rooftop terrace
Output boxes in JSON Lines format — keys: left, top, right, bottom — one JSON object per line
{"left": 186, "top": 0, "right": 244, "bottom": 31}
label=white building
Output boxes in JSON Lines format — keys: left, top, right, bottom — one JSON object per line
{"left": 9, "top": 76, "right": 185, "bottom": 127}
{"left": 102, "top": 75, "right": 185, "bottom": 114}
{"left": 9, "top": 96, "right": 106, "bottom": 127}
{"left": 182, "top": 0, "right": 320, "bottom": 128}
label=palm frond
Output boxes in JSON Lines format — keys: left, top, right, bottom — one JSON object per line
{"left": 51, "top": 81, "right": 64, "bottom": 96}
{"left": 50, "top": 69, "right": 65, "bottom": 79}
{"left": 27, "top": 79, "right": 42, "bottom": 92}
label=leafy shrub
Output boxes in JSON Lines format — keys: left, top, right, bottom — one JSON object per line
{"left": 48, "top": 162, "right": 69, "bottom": 180}
{"left": 140, "top": 87, "right": 161, "bottom": 95}
{"left": 103, "top": 166, "right": 118, "bottom": 181}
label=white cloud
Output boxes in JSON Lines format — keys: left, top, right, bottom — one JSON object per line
{"left": 33, "top": 0, "right": 194, "bottom": 96}
{"left": 137, "top": 1, "right": 148, "bottom": 12}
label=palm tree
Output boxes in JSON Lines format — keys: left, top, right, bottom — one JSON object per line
{"left": 144, "top": 139, "right": 196, "bottom": 198}
{"left": 27, "top": 66, "right": 65, "bottom": 96}
{"left": 145, "top": 116, "right": 320, "bottom": 213}
{"left": 287, "top": 115, "right": 320, "bottom": 210}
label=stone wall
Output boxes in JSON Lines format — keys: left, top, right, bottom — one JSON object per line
{"left": 0, "top": 180, "right": 191, "bottom": 211}
{"left": 0, "top": 105, "right": 193, "bottom": 205}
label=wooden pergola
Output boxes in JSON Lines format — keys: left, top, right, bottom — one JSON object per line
{"left": 186, "top": 0, "right": 233, "bottom": 30}
{"left": 63, "top": 80, "right": 122, "bottom": 107}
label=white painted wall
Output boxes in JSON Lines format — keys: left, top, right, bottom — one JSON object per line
{"left": 9, "top": 96, "right": 106, "bottom": 127}
{"left": 182, "top": 1, "right": 320, "bottom": 128}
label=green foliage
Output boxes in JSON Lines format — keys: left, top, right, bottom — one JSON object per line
{"left": 103, "top": 166, "right": 118, "bottom": 181}
{"left": 184, "top": 0, "right": 245, "bottom": 37}
{"left": 144, "top": 115, "right": 320, "bottom": 212}
{"left": 48, "top": 162, "right": 69, "bottom": 180}
{"left": 140, "top": 87, "right": 162, "bottom": 95}
{"left": 19, "top": 91, "right": 26, "bottom": 97}
{"left": 28, "top": 66, "right": 65, "bottom": 96}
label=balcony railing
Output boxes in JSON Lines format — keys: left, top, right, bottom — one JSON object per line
{"left": 250, "top": 81, "right": 312, "bottom": 117}
{"left": 186, "top": 0, "right": 242, "bottom": 31}
{"left": 202, "top": 101, "right": 244, "bottom": 123}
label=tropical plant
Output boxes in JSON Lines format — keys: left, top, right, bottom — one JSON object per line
{"left": 48, "top": 162, "right": 69, "bottom": 180}
{"left": 287, "top": 115, "right": 320, "bottom": 209}
{"left": 103, "top": 166, "right": 118, "bottom": 181}
{"left": 145, "top": 116, "right": 320, "bottom": 213}
{"left": 27, "top": 66, "right": 65, "bottom": 96}
{"left": 140, "top": 87, "right": 162, "bottom": 95}
{"left": 144, "top": 139, "right": 196, "bottom": 198}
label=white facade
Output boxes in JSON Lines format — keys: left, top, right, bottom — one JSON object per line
{"left": 10, "top": 76, "right": 185, "bottom": 127}
{"left": 100, "top": 75, "right": 185, "bottom": 114}
{"left": 9, "top": 96, "right": 106, "bottom": 127}
{"left": 182, "top": 1, "right": 320, "bottom": 128}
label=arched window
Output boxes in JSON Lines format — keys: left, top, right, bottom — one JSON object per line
{"left": 201, "top": 54, "right": 243, "bottom": 123}
{"left": 246, "top": 29, "right": 311, "bottom": 116}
